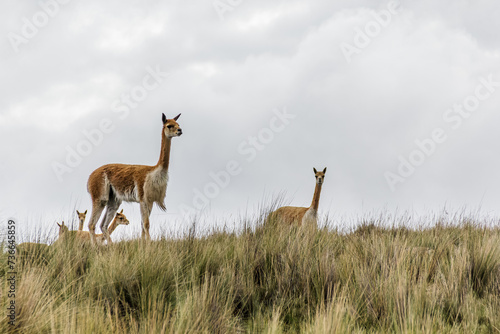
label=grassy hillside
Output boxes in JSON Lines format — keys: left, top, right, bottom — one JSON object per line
{"left": 2, "top": 215, "right": 500, "bottom": 333}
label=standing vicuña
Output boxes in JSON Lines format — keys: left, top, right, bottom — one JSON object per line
{"left": 87, "top": 113, "right": 183, "bottom": 244}
{"left": 268, "top": 167, "right": 327, "bottom": 227}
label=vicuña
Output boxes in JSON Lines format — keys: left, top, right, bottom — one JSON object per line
{"left": 268, "top": 167, "right": 327, "bottom": 227}
{"left": 87, "top": 113, "right": 182, "bottom": 244}
{"left": 76, "top": 209, "right": 87, "bottom": 231}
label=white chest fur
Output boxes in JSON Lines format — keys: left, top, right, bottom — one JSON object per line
{"left": 302, "top": 208, "right": 317, "bottom": 225}
{"left": 144, "top": 167, "right": 169, "bottom": 202}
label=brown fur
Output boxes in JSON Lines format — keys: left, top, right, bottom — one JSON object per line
{"left": 269, "top": 206, "right": 309, "bottom": 225}
{"left": 53, "top": 221, "right": 79, "bottom": 246}
{"left": 77, "top": 210, "right": 87, "bottom": 231}
{"left": 267, "top": 167, "right": 327, "bottom": 227}
{"left": 57, "top": 221, "right": 69, "bottom": 238}
{"left": 56, "top": 221, "right": 85, "bottom": 239}
{"left": 87, "top": 113, "right": 182, "bottom": 243}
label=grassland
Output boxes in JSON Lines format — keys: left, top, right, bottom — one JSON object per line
{"left": 3, "top": 213, "right": 500, "bottom": 333}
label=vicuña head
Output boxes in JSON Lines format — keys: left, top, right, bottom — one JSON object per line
{"left": 162, "top": 113, "right": 183, "bottom": 138}
{"left": 57, "top": 221, "right": 69, "bottom": 236}
{"left": 55, "top": 221, "right": 77, "bottom": 244}
{"left": 267, "top": 167, "right": 327, "bottom": 227}
{"left": 87, "top": 113, "right": 182, "bottom": 244}
{"left": 313, "top": 167, "right": 326, "bottom": 185}
{"left": 76, "top": 210, "right": 87, "bottom": 231}
{"left": 112, "top": 209, "right": 130, "bottom": 227}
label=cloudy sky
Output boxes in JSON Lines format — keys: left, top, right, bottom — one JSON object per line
{"left": 1, "top": 0, "right": 500, "bottom": 240}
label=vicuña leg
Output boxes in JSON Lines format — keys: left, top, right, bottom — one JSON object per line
{"left": 89, "top": 202, "right": 105, "bottom": 244}
{"left": 140, "top": 201, "right": 153, "bottom": 240}
{"left": 100, "top": 198, "right": 121, "bottom": 244}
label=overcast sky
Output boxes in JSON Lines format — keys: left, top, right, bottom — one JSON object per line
{"left": 2, "top": 0, "right": 500, "bottom": 240}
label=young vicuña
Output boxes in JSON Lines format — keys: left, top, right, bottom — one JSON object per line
{"left": 76, "top": 209, "right": 87, "bottom": 231}
{"left": 87, "top": 113, "right": 182, "bottom": 244}
{"left": 54, "top": 221, "right": 74, "bottom": 245}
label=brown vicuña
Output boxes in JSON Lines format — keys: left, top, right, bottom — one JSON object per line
{"left": 56, "top": 210, "right": 130, "bottom": 245}
{"left": 54, "top": 221, "right": 76, "bottom": 244}
{"left": 56, "top": 221, "right": 69, "bottom": 237}
{"left": 268, "top": 167, "right": 327, "bottom": 227}
{"left": 87, "top": 113, "right": 182, "bottom": 244}
{"left": 76, "top": 209, "right": 87, "bottom": 231}
{"left": 55, "top": 221, "right": 89, "bottom": 245}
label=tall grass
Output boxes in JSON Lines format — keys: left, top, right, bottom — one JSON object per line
{"left": 3, "top": 215, "right": 500, "bottom": 333}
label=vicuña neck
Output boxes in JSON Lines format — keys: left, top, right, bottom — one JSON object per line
{"left": 156, "top": 132, "right": 172, "bottom": 170}
{"left": 78, "top": 220, "right": 84, "bottom": 231}
{"left": 310, "top": 183, "right": 323, "bottom": 211}
{"left": 108, "top": 219, "right": 119, "bottom": 235}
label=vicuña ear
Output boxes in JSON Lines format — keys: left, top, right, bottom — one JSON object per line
{"left": 76, "top": 210, "right": 80, "bottom": 215}
{"left": 162, "top": 113, "right": 167, "bottom": 124}
{"left": 173, "top": 113, "right": 181, "bottom": 121}
{"left": 313, "top": 168, "right": 318, "bottom": 174}
{"left": 57, "top": 222, "right": 61, "bottom": 227}
{"left": 120, "top": 209, "right": 123, "bottom": 213}
{"left": 84, "top": 210, "right": 87, "bottom": 214}
{"left": 323, "top": 167, "right": 327, "bottom": 173}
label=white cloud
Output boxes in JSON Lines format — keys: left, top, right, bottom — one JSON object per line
{"left": 235, "top": 2, "right": 310, "bottom": 31}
